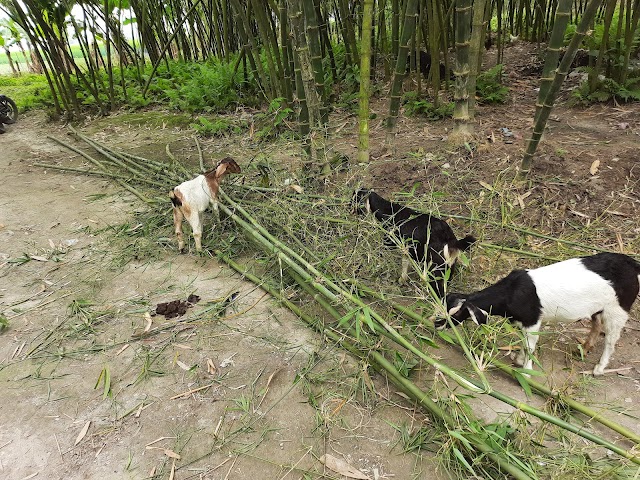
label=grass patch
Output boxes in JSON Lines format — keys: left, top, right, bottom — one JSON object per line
{"left": 0, "top": 73, "right": 52, "bottom": 112}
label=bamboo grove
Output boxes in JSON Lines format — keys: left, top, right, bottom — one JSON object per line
{"left": 2, "top": 0, "right": 640, "bottom": 171}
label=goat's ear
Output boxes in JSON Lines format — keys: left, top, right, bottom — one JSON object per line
{"left": 215, "top": 158, "right": 241, "bottom": 177}
{"left": 466, "top": 304, "right": 488, "bottom": 325}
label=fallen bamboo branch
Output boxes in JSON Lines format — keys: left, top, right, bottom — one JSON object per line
{"left": 217, "top": 251, "right": 535, "bottom": 480}
{"left": 216, "top": 192, "right": 640, "bottom": 466}
{"left": 445, "top": 213, "right": 640, "bottom": 259}
{"left": 353, "top": 281, "right": 640, "bottom": 446}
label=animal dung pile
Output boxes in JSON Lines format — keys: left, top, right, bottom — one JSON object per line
{"left": 155, "top": 294, "right": 201, "bottom": 319}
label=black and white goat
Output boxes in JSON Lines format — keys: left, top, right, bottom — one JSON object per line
{"left": 352, "top": 189, "right": 476, "bottom": 296}
{"left": 170, "top": 157, "right": 241, "bottom": 252}
{"left": 438, "top": 252, "right": 640, "bottom": 376}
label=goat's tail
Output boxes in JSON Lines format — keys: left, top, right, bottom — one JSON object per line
{"left": 169, "top": 189, "right": 182, "bottom": 207}
{"left": 443, "top": 235, "right": 477, "bottom": 266}
{"left": 452, "top": 235, "right": 477, "bottom": 252}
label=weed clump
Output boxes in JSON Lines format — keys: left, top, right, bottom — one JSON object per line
{"left": 476, "top": 64, "right": 509, "bottom": 104}
{"left": 403, "top": 91, "right": 455, "bottom": 119}
{"left": 571, "top": 73, "right": 640, "bottom": 104}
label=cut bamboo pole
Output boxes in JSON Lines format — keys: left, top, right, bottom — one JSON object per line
{"left": 218, "top": 252, "right": 535, "bottom": 480}
{"left": 354, "top": 282, "right": 640, "bottom": 446}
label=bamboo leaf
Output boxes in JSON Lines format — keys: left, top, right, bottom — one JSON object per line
{"left": 452, "top": 446, "right": 476, "bottom": 476}
{"left": 513, "top": 371, "right": 533, "bottom": 398}
{"left": 338, "top": 308, "right": 357, "bottom": 327}
{"left": 361, "top": 307, "right": 375, "bottom": 332}
{"left": 449, "top": 430, "right": 473, "bottom": 450}
{"left": 437, "top": 330, "right": 456, "bottom": 344}
{"left": 74, "top": 421, "right": 91, "bottom": 446}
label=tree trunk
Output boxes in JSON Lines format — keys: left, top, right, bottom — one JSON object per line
{"left": 451, "top": 0, "right": 473, "bottom": 144}
{"left": 384, "top": 0, "right": 419, "bottom": 149}
{"left": 535, "top": 0, "right": 571, "bottom": 123}
{"left": 468, "top": 0, "right": 489, "bottom": 118}
{"left": 287, "top": 0, "right": 326, "bottom": 174}
{"left": 520, "top": 0, "right": 602, "bottom": 177}
{"left": 358, "top": 0, "right": 375, "bottom": 164}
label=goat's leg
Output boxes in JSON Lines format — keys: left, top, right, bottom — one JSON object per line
{"left": 211, "top": 200, "right": 220, "bottom": 223}
{"left": 581, "top": 312, "right": 603, "bottom": 353}
{"left": 173, "top": 207, "right": 185, "bottom": 252}
{"left": 188, "top": 212, "right": 204, "bottom": 252}
{"left": 514, "top": 322, "right": 541, "bottom": 372}
{"left": 399, "top": 256, "right": 410, "bottom": 284}
{"left": 593, "top": 308, "right": 627, "bottom": 376}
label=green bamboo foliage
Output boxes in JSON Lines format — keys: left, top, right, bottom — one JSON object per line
{"left": 535, "top": 0, "right": 572, "bottom": 123}
{"left": 358, "top": 0, "right": 375, "bottom": 164}
{"left": 385, "top": 0, "right": 419, "bottom": 148}
{"left": 521, "top": 0, "right": 603, "bottom": 177}
{"left": 451, "top": 0, "right": 473, "bottom": 143}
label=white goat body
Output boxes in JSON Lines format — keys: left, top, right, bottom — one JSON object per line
{"left": 170, "top": 157, "right": 240, "bottom": 252}
{"left": 443, "top": 253, "right": 640, "bottom": 376}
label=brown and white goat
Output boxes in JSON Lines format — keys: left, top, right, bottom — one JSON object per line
{"left": 170, "top": 157, "right": 241, "bottom": 252}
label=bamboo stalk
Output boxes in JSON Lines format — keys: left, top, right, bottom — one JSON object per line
{"left": 33, "top": 163, "right": 123, "bottom": 179}
{"left": 354, "top": 282, "right": 640, "bottom": 446}
{"left": 444, "top": 213, "right": 640, "bottom": 259}
{"left": 217, "top": 189, "right": 490, "bottom": 393}
{"left": 520, "top": 0, "right": 602, "bottom": 176}
{"left": 218, "top": 252, "right": 535, "bottom": 480}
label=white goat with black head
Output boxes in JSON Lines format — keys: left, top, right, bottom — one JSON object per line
{"left": 437, "top": 252, "right": 640, "bottom": 376}
{"left": 352, "top": 189, "right": 476, "bottom": 297}
{"left": 170, "top": 157, "right": 241, "bottom": 252}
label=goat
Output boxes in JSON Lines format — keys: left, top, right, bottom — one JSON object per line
{"left": 438, "top": 252, "right": 640, "bottom": 376}
{"left": 170, "top": 157, "right": 241, "bottom": 252}
{"left": 352, "top": 189, "right": 476, "bottom": 296}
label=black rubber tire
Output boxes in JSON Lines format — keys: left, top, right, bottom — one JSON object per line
{"left": 0, "top": 96, "right": 18, "bottom": 124}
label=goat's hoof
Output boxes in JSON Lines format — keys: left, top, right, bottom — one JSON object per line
{"left": 592, "top": 365, "right": 605, "bottom": 376}
{"left": 577, "top": 337, "right": 594, "bottom": 353}
{"left": 511, "top": 352, "right": 526, "bottom": 367}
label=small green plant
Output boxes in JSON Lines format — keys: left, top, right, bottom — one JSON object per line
{"left": 403, "top": 92, "right": 455, "bottom": 119}
{"left": 254, "top": 97, "right": 294, "bottom": 140}
{"left": 343, "top": 64, "right": 361, "bottom": 92}
{"left": 134, "top": 346, "right": 167, "bottom": 384}
{"left": 571, "top": 75, "right": 640, "bottom": 104}
{"left": 190, "top": 116, "right": 246, "bottom": 137}
{"left": 392, "top": 351, "right": 419, "bottom": 378}
{"left": 94, "top": 366, "right": 112, "bottom": 399}
{"left": 0, "top": 313, "right": 8, "bottom": 331}
{"left": 476, "top": 64, "right": 509, "bottom": 104}
{"left": 389, "top": 421, "right": 442, "bottom": 454}
{"left": 230, "top": 394, "right": 252, "bottom": 414}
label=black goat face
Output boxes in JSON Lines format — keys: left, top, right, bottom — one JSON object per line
{"left": 435, "top": 294, "right": 487, "bottom": 329}
{"left": 352, "top": 188, "right": 372, "bottom": 215}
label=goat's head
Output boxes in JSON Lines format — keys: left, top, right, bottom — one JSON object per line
{"left": 204, "top": 157, "right": 241, "bottom": 180}
{"left": 352, "top": 188, "right": 372, "bottom": 215}
{"left": 215, "top": 157, "right": 241, "bottom": 177}
{"left": 434, "top": 294, "right": 488, "bottom": 329}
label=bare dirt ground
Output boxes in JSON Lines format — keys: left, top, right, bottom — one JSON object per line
{"left": 2, "top": 42, "right": 640, "bottom": 480}
{"left": 0, "top": 114, "right": 450, "bottom": 480}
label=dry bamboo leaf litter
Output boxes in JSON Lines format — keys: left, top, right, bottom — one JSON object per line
{"left": 74, "top": 421, "right": 91, "bottom": 446}
{"left": 320, "top": 454, "right": 370, "bottom": 480}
